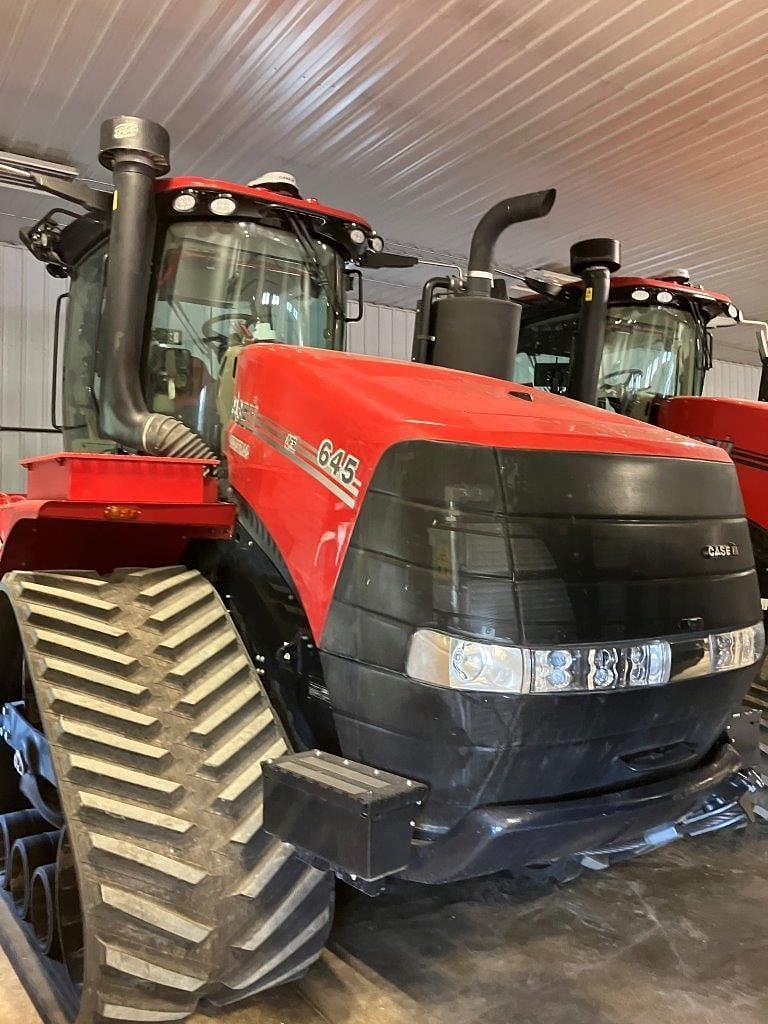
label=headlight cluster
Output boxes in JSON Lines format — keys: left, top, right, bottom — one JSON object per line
{"left": 406, "top": 623, "right": 764, "bottom": 694}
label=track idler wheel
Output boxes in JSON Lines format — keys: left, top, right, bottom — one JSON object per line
{"left": 8, "top": 829, "right": 61, "bottom": 919}
{"left": 0, "top": 809, "right": 57, "bottom": 889}
{"left": 29, "top": 863, "right": 61, "bottom": 959}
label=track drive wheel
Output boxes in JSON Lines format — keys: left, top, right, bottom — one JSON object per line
{"left": 0, "top": 568, "right": 333, "bottom": 1023}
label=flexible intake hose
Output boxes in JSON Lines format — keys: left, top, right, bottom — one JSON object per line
{"left": 467, "top": 189, "right": 556, "bottom": 295}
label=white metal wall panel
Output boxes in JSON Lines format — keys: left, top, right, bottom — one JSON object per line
{"left": 704, "top": 359, "right": 761, "bottom": 401}
{"left": 346, "top": 303, "right": 415, "bottom": 361}
{"left": 0, "top": 243, "right": 64, "bottom": 492}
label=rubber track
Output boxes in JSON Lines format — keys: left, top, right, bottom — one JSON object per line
{"left": 1, "top": 568, "right": 334, "bottom": 1024}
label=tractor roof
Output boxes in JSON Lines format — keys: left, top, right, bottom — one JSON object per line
{"left": 609, "top": 276, "right": 734, "bottom": 306}
{"left": 156, "top": 176, "right": 372, "bottom": 229}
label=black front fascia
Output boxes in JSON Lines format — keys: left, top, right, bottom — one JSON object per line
{"left": 324, "top": 441, "right": 757, "bottom": 657}
{"left": 320, "top": 441, "right": 760, "bottom": 829}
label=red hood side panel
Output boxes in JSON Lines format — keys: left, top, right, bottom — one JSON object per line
{"left": 659, "top": 396, "right": 768, "bottom": 531}
{"left": 228, "top": 347, "right": 730, "bottom": 639}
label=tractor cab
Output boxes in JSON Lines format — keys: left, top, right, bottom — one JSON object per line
{"left": 516, "top": 274, "right": 745, "bottom": 420}
{"left": 23, "top": 166, "right": 383, "bottom": 456}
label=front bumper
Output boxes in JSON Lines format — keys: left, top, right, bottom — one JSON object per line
{"left": 402, "top": 740, "right": 746, "bottom": 884}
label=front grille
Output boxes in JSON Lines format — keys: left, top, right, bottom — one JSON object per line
{"left": 322, "top": 441, "right": 759, "bottom": 666}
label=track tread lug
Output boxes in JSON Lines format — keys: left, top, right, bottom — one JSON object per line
{"left": 188, "top": 687, "right": 258, "bottom": 744}
{"left": 49, "top": 686, "right": 159, "bottom": 730}
{"left": 99, "top": 884, "right": 213, "bottom": 943}
{"left": 39, "top": 655, "right": 149, "bottom": 702}
{"left": 200, "top": 708, "right": 276, "bottom": 775}
{"left": 176, "top": 654, "right": 250, "bottom": 711}
{"left": 65, "top": 753, "right": 182, "bottom": 799}
{"left": 100, "top": 942, "right": 206, "bottom": 992}
{"left": 77, "top": 791, "right": 194, "bottom": 835}
{"left": 88, "top": 834, "right": 206, "bottom": 885}
{"left": 55, "top": 718, "right": 170, "bottom": 761}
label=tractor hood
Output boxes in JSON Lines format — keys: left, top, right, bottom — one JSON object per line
{"left": 231, "top": 344, "right": 726, "bottom": 461}
{"left": 228, "top": 345, "right": 733, "bottom": 639}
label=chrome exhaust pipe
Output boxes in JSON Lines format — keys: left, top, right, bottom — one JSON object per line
{"left": 30, "top": 863, "right": 61, "bottom": 958}
{"left": 0, "top": 810, "right": 57, "bottom": 890}
{"left": 8, "top": 830, "right": 61, "bottom": 919}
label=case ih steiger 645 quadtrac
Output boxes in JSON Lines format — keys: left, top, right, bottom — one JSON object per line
{"left": 509, "top": 261, "right": 768, "bottom": 750}
{"left": 0, "top": 117, "right": 766, "bottom": 1024}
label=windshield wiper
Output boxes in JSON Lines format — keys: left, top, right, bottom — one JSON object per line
{"left": 285, "top": 212, "right": 347, "bottom": 324}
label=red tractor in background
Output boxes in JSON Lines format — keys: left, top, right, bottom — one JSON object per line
{"left": 510, "top": 265, "right": 768, "bottom": 751}
{"left": 0, "top": 117, "right": 766, "bottom": 1024}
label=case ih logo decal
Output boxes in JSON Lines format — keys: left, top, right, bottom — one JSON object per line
{"left": 701, "top": 543, "right": 740, "bottom": 559}
{"left": 232, "top": 397, "right": 362, "bottom": 508}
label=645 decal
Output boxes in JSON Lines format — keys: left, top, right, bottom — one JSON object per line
{"left": 317, "top": 438, "right": 360, "bottom": 489}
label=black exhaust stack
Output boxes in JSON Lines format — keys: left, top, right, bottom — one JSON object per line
{"left": 98, "top": 116, "right": 213, "bottom": 458}
{"left": 416, "top": 190, "right": 556, "bottom": 380}
{"left": 565, "top": 238, "right": 621, "bottom": 405}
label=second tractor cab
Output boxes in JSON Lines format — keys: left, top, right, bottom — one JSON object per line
{"left": 511, "top": 260, "right": 768, "bottom": 751}
{"left": 515, "top": 268, "right": 763, "bottom": 418}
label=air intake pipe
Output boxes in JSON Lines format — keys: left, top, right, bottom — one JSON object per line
{"left": 565, "top": 238, "right": 622, "bottom": 405}
{"left": 426, "top": 189, "right": 556, "bottom": 380}
{"left": 98, "top": 116, "right": 213, "bottom": 458}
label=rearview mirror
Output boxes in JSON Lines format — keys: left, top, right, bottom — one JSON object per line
{"left": 757, "top": 326, "right": 768, "bottom": 365}
{"left": 363, "top": 252, "right": 419, "bottom": 269}
{"left": 738, "top": 318, "right": 768, "bottom": 365}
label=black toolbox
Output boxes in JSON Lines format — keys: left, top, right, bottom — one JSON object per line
{"left": 263, "top": 750, "right": 428, "bottom": 881}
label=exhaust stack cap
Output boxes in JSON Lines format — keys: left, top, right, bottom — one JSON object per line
{"left": 570, "top": 237, "right": 621, "bottom": 276}
{"left": 98, "top": 116, "right": 170, "bottom": 175}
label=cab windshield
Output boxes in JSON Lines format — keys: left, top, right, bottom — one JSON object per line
{"left": 516, "top": 303, "right": 704, "bottom": 412}
{"left": 144, "top": 218, "right": 345, "bottom": 450}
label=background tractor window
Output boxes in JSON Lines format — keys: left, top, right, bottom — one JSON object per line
{"left": 517, "top": 303, "right": 703, "bottom": 411}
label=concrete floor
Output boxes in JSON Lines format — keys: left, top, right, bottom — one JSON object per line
{"left": 1, "top": 824, "right": 766, "bottom": 1024}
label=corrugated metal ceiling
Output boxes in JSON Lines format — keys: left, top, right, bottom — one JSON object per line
{"left": 1, "top": 0, "right": 767, "bottom": 361}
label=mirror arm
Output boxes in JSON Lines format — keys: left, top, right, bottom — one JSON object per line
{"left": 739, "top": 319, "right": 768, "bottom": 365}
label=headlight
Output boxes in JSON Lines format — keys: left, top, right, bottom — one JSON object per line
{"left": 710, "top": 623, "right": 764, "bottom": 673}
{"left": 406, "top": 623, "right": 764, "bottom": 694}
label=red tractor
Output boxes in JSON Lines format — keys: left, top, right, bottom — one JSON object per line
{"left": 510, "top": 259, "right": 768, "bottom": 750}
{"left": 0, "top": 118, "right": 765, "bottom": 1024}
